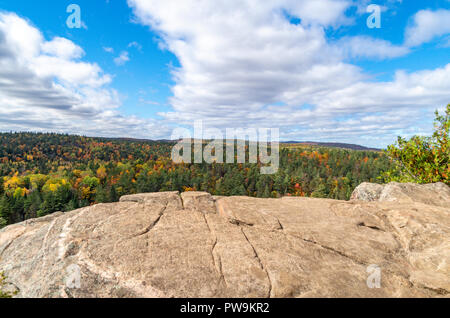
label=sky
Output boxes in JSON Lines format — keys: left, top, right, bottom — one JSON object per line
{"left": 0, "top": 0, "right": 449, "bottom": 148}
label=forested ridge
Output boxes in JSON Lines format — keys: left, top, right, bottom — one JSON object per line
{"left": 0, "top": 132, "right": 393, "bottom": 228}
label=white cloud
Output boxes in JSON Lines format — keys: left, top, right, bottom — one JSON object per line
{"left": 128, "top": 41, "right": 142, "bottom": 51}
{"left": 41, "top": 37, "right": 85, "bottom": 59}
{"left": 114, "top": 51, "right": 130, "bottom": 65}
{"left": 2, "top": 4, "right": 450, "bottom": 148}
{"left": 282, "top": 0, "right": 352, "bottom": 26}
{"left": 336, "top": 36, "right": 409, "bottom": 60}
{"left": 103, "top": 46, "right": 114, "bottom": 53}
{"left": 405, "top": 9, "right": 450, "bottom": 47}
{"left": 0, "top": 12, "right": 170, "bottom": 139}
{"left": 139, "top": 97, "right": 160, "bottom": 105}
{"left": 128, "top": 0, "right": 450, "bottom": 147}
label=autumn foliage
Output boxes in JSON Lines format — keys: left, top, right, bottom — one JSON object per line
{"left": 0, "top": 133, "right": 392, "bottom": 228}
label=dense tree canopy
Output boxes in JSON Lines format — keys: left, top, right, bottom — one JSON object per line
{"left": 0, "top": 132, "right": 393, "bottom": 228}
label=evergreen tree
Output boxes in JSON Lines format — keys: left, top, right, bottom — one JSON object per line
{"left": 311, "top": 184, "right": 328, "bottom": 198}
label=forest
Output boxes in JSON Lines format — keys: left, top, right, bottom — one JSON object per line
{"left": 0, "top": 132, "right": 393, "bottom": 228}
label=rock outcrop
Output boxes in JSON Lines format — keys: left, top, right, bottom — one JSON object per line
{"left": 351, "top": 182, "right": 450, "bottom": 208}
{"left": 0, "top": 182, "right": 449, "bottom": 298}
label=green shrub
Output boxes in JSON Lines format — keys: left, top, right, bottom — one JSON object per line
{"left": 0, "top": 272, "right": 15, "bottom": 298}
{"left": 382, "top": 104, "right": 449, "bottom": 185}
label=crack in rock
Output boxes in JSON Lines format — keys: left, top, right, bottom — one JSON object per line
{"left": 276, "top": 221, "right": 283, "bottom": 231}
{"left": 415, "top": 284, "right": 449, "bottom": 296}
{"left": 89, "top": 205, "right": 135, "bottom": 236}
{"left": 0, "top": 228, "right": 27, "bottom": 259}
{"left": 229, "top": 219, "right": 254, "bottom": 227}
{"left": 226, "top": 208, "right": 412, "bottom": 285}
{"left": 357, "top": 222, "right": 384, "bottom": 232}
{"left": 110, "top": 203, "right": 168, "bottom": 257}
{"left": 202, "top": 214, "right": 227, "bottom": 290}
{"left": 132, "top": 204, "right": 167, "bottom": 238}
{"left": 0, "top": 236, "right": 20, "bottom": 259}
{"left": 180, "top": 194, "right": 185, "bottom": 210}
{"left": 240, "top": 228, "right": 273, "bottom": 298}
{"left": 299, "top": 237, "right": 367, "bottom": 267}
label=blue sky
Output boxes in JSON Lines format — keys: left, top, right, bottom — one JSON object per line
{"left": 0, "top": 0, "right": 449, "bottom": 147}
{"left": 0, "top": 0, "right": 178, "bottom": 118}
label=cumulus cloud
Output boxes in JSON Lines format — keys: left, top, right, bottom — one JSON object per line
{"left": 3, "top": 3, "right": 450, "bottom": 148}
{"left": 128, "top": 0, "right": 450, "bottom": 147}
{"left": 336, "top": 36, "right": 409, "bottom": 60}
{"left": 114, "top": 51, "right": 130, "bottom": 65}
{"left": 0, "top": 12, "right": 170, "bottom": 139}
{"left": 41, "top": 37, "right": 85, "bottom": 60}
{"left": 405, "top": 9, "right": 450, "bottom": 47}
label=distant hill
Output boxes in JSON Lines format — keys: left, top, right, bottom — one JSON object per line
{"left": 70, "top": 134, "right": 381, "bottom": 152}
{"left": 156, "top": 139, "right": 381, "bottom": 151}
{"left": 282, "top": 141, "right": 381, "bottom": 151}
{"left": 0, "top": 132, "right": 380, "bottom": 151}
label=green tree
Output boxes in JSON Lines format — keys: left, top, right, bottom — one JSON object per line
{"left": 382, "top": 104, "right": 449, "bottom": 185}
{"left": 0, "top": 196, "right": 12, "bottom": 225}
{"left": 95, "top": 184, "right": 108, "bottom": 203}
{"left": 0, "top": 178, "right": 4, "bottom": 196}
{"left": 0, "top": 216, "right": 7, "bottom": 229}
{"left": 23, "top": 190, "right": 42, "bottom": 220}
{"left": 311, "top": 183, "right": 328, "bottom": 198}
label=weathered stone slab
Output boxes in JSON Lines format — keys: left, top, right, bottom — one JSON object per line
{"left": 0, "top": 183, "right": 448, "bottom": 298}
